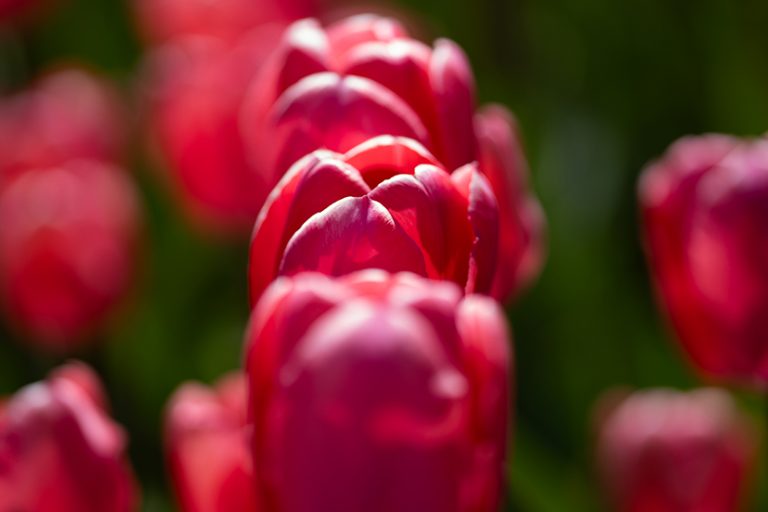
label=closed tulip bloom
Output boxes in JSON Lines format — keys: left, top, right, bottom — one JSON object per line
{"left": 165, "top": 372, "right": 257, "bottom": 512}
{"left": 248, "top": 136, "right": 499, "bottom": 304}
{"left": 246, "top": 270, "right": 512, "bottom": 512}
{"left": 0, "top": 69, "right": 125, "bottom": 177}
{"left": 0, "top": 362, "right": 138, "bottom": 511}
{"left": 639, "top": 135, "right": 768, "bottom": 384}
{"left": 0, "top": 159, "right": 140, "bottom": 349}
{"left": 144, "top": 29, "right": 283, "bottom": 232}
{"left": 241, "top": 14, "right": 545, "bottom": 300}
{"left": 597, "top": 389, "right": 753, "bottom": 512}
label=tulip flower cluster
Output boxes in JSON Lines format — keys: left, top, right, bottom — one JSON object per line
{"left": 0, "top": 69, "right": 140, "bottom": 350}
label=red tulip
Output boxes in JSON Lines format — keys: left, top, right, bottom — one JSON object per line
{"left": 241, "top": 14, "right": 545, "bottom": 299}
{"left": 0, "top": 362, "right": 138, "bottom": 511}
{"left": 131, "top": 0, "right": 318, "bottom": 44}
{"left": 165, "top": 372, "right": 257, "bottom": 512}
{"left": 0, "top": 159, "right": 140, "bottom": 349}
{"left": 247, "top": 136, "right": 499, "bottom": 304}
{"left": 144, "top": 29, "right": 283, "bottom": 232}
{"left": 0, "top": 69, "right": 125, "bottom": 178}
{"left": 597, "top": 388, "right": 754, "bottom": 512}
{"left": 245, "top": 270, "right": 512, "bottom": 512}
{"left": 639, "top": 135, "right": 768, "bottom": 384}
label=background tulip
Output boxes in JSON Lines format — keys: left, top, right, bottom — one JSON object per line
{"left": 0, "top": 159, "right": 140, "bottom": 349}
{"left": 639, "top": 135, "right": 768, "bottom": 384}
{"left": 596, "top": 388, "right": 754, "bottom": 512}
{"left": 245, "top": 270, "right": 512, "bottom": 512}
{"left": 247, "top": 136, "right": 499, "bottom": 303}
{"left": 0, "top": 362, "right": 138, "bottom": 512}
{"left": 241, "top": 14, "right": 545, "bottom": 300}
{"left": 165, "top": 372, "right": 257, "bottom": 512}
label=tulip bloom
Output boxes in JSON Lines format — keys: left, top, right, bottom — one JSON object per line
{"left": 0, "top": 69, "right": 124, "bottom": 178}
{"left": 0, "top": 362, "right": 138, "bottom": 511}
{"left": 165, "top": 372, "right": 257, "bottom": 512}
{"left": 144, "top": 29, "right": 283, "bottom": 232}
{"left": 597, "top": 388, "right": 753, "bottom": 512}
{"left": 639, "top": 135, "right": 768, "bottom": 384}
{"left": 0, "top": 159, "right": 140, "bottom": 349}
{"left": 246, "top": 270, "right": 512, "bottom": 511}
{"left": 248, "top": 136, "right": 499, "bottom": 303}
{"left": 241, "top": 14, "right": 545, "bottom": 300}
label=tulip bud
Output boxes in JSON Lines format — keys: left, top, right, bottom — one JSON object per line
{"left": 143, "top": 29, "right": 282, "bottom": 232}
{"left": 247, "top": 136, "right": 499, "bottom": 304}
{"left": 596, "top": 388, "right": 754, "bottom": 512}
{"left": 0, "top": 362, "right": 138, "bottom": 511}
{"left": 241, "top": 15, "right": 545, "bottom": 299}
{"left": 245, "top": 270, "right": 512, "bottom": 511}
{"left": 0, "top": 69, "right": 125, "bottom": 178}
{"left": 639, "top": 135, "right": 768, "bottom": 384}
{"left": 165, "top": 372, "right": 257, "bottom": 512}
{"left": 0, "top": 159, "right": 140, "bottom": 349}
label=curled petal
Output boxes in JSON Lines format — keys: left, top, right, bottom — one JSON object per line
{"left": 266, "top": 72, "right": 431, "bottom": 175}
{"left": 429, "top": 39, "right": 478, "bottom": 170}
{"left": 343, "top": 135, "right": 439, "bottom": 187}
{"left": 279, "top": 196, "right": 428, "bottom": 279}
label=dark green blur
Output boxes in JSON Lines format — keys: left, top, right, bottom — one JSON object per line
{"left": 0, "top": 0, "right": 766, "bottom": 510}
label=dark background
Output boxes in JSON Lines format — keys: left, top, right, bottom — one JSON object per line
{"left": 0, "top": 0, "right": 767, "bottom": 509}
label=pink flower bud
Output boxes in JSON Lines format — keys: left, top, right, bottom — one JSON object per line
{"left": 0, "top": 362, "right": 138, "bottom": 511}
{"left": 165, "top": 372, "right": 257, "bottom": 512}
{"left": 247, "top": 136, "right": 499, "bottom": 304}
{"left": 245, "top": 270, "right": 512, "bottom": 511}
{"left": 597, "top": 388, "right": 754, "bottom": 512}
{"left": 0, "top": 159, "right": 140, "bottom": 349}
{"left": 639, "top": 135, "right": 768, "bottom": 385}
{"left": 241, "top": 15, "right": 545, "bottom": 298}
{"left": 0, "top": 69, "right": 125, "bottom": 178}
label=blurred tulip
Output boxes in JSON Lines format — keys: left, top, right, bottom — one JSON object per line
{"left": 241, "top": 14, "right": 545, "bottom": 300}
{"left": 0, "top": 159, "right": 140, "bottom": 350}
{"left": 0, "top": 362, "right": 138, "bottom": 511}
{"left": 246, "top": 270, "right": 512, "bottom": 512}
{"left": 597, "top": 388, "right": 754, "bottom": 512}
{"left": 247, "top": 136, "right": 499, "bottom": 304}
{"left": 0, "top": 68, "right": 125, "bottom": 178}
{"left": 165, "top": 372, "right": 256, "bottom": 512}
{"left": 131, "top": 0, "right": 318, "bottom": 45}
{"left": 144, "top": 29, "right": 283, "bottom": 232}
{"left": 639, "top": 135, "right": 768, "bottom": 384}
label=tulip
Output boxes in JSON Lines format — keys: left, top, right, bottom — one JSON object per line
{"left": 0, "top": 362, "right": 138, "bottom": 511}
{"left": 143, "top": 29, "right": 283, "bottom": 232}
{"left": 0, "top": 69, "right": 125, "bottom": 178}
{"left": 639, "top": 135, "right": 768, "bottom": 384}
{"left": 247, "top": 136, "right": 499, "bottom": 304}
{"left": 245, "top": 270, "right": 512, "bottom": 512}
{"left": 165, "top": 372, "right": 257, "bottom": 512}
{"left": 596, "top": 388, "right": 754, "bottom": 512}
{"left": 241, "top": 14, "right": 545, "bottom": 300}
{"left": 0, "top": 159, "right": 140, "bottom": 349}
{"left": 131, "top": 0, "right": 317, "bottom": 44}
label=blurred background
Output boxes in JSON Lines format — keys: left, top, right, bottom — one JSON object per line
{"left": 1, "top": 0, "right": 767, "bottom": 510}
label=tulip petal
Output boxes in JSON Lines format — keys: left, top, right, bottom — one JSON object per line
{"left": 326, "top": 14, "right": 408, "bottom": 61}
{"left": 279, "top": 196, "right": 428, "bottom": 278}
{"left": 343, "top": 135, "right": 440, "bottom": 187}
{"left": 429, "top": 39, "right": 478, "bottom": 170}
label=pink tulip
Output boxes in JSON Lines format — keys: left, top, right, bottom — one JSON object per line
{"left": 247, "top": 136, "right": 499, "bottom": 304}
{"left": 143, "top": 29, "right": 282, "bottom": 232}
{"left": 241, "top": 14, "right": 545, "bottom": 300}
{"left": 0, "top": 69, "right": 125, "bottom": 178}
{"left": 639, "top": 135, "right": 768, "bottom": 384}
{"left": 131, "top": 0, "right": 318, "bottom": 45}
{"left": 597, "top": 388, "right": 754, "bottom": 512}
{"left": 0, "top": 362, "right": 138, "bottom": 511}
{"left": 245, "top": 270, "right": 512, "bottom": 512}
{"left": 165, "top": 372, "right": 257, "bottom": 512}
{"left": 0, "top": 159, "right": 140, "bottom": 349}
